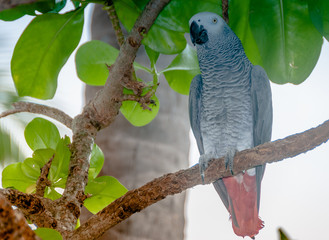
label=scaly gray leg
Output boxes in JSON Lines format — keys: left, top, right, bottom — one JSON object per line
{"left": 225, "top": 148, "right": 237, "bottom": 175}
{"left": 199, "top": 153, "right": 215, "bottom": 184}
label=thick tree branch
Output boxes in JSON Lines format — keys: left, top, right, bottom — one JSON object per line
{"left": 0, "top": 0, "right": 38, "bottom": 12}
{"left": 0, "top": 102, "right": 73, "bottom": 129}
{"left": 0, "top": 189, "right": 57, "bottom": 230}
{"left": 69, "top": 119, "right": 329, "bottom": 240}
{"left": 0, "top": 193, "right": 41, "bottom": 240}
{"left": 222, "top": 0, "right": 229, "bottom": 24}
{"left": 60, "top": 0, "right": 172, "bottom": 232}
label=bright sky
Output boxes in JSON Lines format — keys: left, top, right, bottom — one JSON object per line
{"left": 1, "top": 4, "right": 329, "bottom": 240}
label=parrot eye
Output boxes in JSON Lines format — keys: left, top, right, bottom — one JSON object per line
{"left": 213, "top": 18, "right": 218, "bottom": 23}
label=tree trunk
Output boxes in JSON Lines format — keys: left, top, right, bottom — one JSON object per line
{"left": 81, "top": 5, "right": 190, "bottom": 240}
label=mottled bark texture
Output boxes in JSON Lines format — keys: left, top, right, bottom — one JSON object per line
{"left": 80, "top": 5, "right": 189, "bottom": 240}
{"left": 0, "top": 192, "right": 41, "bottom": 240}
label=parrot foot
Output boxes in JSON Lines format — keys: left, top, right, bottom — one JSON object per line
{"left": 199, "top": 153, "right": 215, "bottom": 184}
{"left": 225, "top": 148, "right": 237, "bottom": 175}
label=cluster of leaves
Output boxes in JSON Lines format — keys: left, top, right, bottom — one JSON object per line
{"left": 1, "top": 117, "right": 127, "bottom": 238}
{"left": 1, "top": 0, "right": 328, "bottom": 126}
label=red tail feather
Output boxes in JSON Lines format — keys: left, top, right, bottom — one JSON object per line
{"left": 223, "top": 173, "right": 264, "bottom": 238}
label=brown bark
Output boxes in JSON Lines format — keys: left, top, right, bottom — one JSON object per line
{"left": 80, "top": 4, "right": 189, "bottom": 240}
{"left": 0, "top": 192, "right": 41, "bottom": 240}
{"left": 0, "top": 0, "right": 38, "bottom": 12}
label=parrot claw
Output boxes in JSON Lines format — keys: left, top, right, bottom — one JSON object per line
{"left": 199, "top": 153, "right": 215, "bottom": 184}
{"left": 225, "top": 148, "right": 237, "bottom": 175}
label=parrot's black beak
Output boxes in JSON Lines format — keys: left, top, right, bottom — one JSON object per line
{"left": 190, "top": 21, "right": 208, "bottom": 45}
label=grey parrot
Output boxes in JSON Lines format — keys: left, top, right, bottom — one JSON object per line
{"left": 188, "top": 12, "right": 272, "bottom": 238}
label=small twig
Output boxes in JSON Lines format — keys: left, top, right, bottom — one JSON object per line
{"left": 0, "top": 193, "right": 41, "bottom": 240}
{"left": 104, "top": 1, "right": 125, "bottom": 47}
{"left": 222, "top": 0, "right": 229, "bottom": 24}
{"left": 35, "top": 154, "right": 55, "bottom": 197}
{"left": 0, "top": 102, "right": 73, "bottom": 129}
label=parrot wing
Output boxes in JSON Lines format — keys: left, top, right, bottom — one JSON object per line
{"left": 251, "top": 65, "right": 273, "bottom": 210}
{"left": 189, "top": 74, "right": 204, "bottom": 155}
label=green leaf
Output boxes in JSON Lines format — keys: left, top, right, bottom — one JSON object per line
{"left": 75, "top": 40, "right": 118, "bottom": 85}
{"left": 114, "top": 0, "right": 187, "bottom": 54}
{"left": 142, "top": 26, "right": 186, "bottom": 54}
{"left": 24, "top": 118, "right": 60, "bottom": 151}
{"left": 278, "top": 228, "right": 291, "bottom": 240}
{"left": 0, "top": 0, "right": 67, "bottom": 21}
{"left": 84, "top": 176, "right": 128, "bottom": 214}
{"left": 11, "top": 8, "right": 84, "bottom": 99}
{"left": 75, "top": 40, "right": 150, "bottom": 85}
{"left": 250, "top": 0, "right": 323, "bottom": 84}
{"left": 308, "top": 0, "right": 329, "bottom": 41}
{"left": 133, "top": 0, "right": 221, "bottom": 33}
{"left": 2, "top": 162, "right": 36, "bottom": 192}
{"left": 145, "top": 46, "right": 159, "bottom": 68}
{"left": 2, "top": 149, "right": 55, "bottom": 193}
{"left": 44, "top": 187, "right": 63, "bottom": 200}
{"left": 48, "top": 136, "right": 71, "bottom": 183}
{"left": 229, "top": 0, "right": 262, "bottom": 66}
{"left": 120, "top": 94, "right": 160, "bottom": 127}
{"left": 35, "top": 228, "right": 62, "bottom": 240}
{"left": 89, "top": 144, "right": 104, "bottom": 180}
{"left": 161, "top": 44, "right": 200, "bottom": 95}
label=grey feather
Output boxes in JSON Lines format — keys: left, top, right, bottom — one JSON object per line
{"left": 251, "top": 65, "right": 273, "bottom": 210}
{"left": 189, "top": 74, "right": 204, "bottom": 155}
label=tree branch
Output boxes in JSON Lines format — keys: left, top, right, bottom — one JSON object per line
{"left": 0, "top": 0, "right": 38, "bottom": 12}
{"left": 222, "top": 0, "right": 229, "bottom": 24}
{"left": 0, "top": 193, "right": 41, "bottom": 240}
{"left": 69, "top": 119, "right": 329, "bottom": 240}
{"left": 60, "top": 0, "right": 172, "bottom": 232}
{"left": 0, "top": 189, "right": 57, "bottom": 229}
{"left": 0, "top": 102, "right": 73, "bottom": 129}
{"left": 35, "top": 154, "right": 55, "bottom": 197}
{"left": 104, "top": 1, "right": 125, "bottom": 47}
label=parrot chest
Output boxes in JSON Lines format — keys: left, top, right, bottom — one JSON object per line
{"left": 200, "top": 78, "right": 253, "bottom": 158}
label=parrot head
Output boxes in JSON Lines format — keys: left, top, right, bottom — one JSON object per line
{"left": 189, "top": 12, "right": 227, "bottom": 47}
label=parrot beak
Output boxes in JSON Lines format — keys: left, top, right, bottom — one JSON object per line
{"left": 190, "top": 21, "right": 208, "bottom": 45}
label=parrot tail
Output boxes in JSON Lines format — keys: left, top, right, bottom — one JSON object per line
{"left": 222, "top": 173, "right": 264, "bottom": 238}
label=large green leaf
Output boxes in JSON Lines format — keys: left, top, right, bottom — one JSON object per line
{"left": 75, "top": 40, "right": 119, "bottom": 86}
{"left": 249, "top": 0, "right": 323, "bottom": 84}
{"left": 229, "top": 0, "right": 262, "bottom": 66}
{"left": 75, "top": 40, "right": 150, "bottom": 86}
{"left": 11, "top": 8, "right": 84, "bottom": 99}
{"left": 0, "top": 0, "right": 67, "bottom": 21}
{"left": 2, "top": 162, "right": 37, "bottom": 192}
{"left": 133, "top": 0, "right": 221, "bottom": 33}
{"left": 161, "top": 44, "right": 200, "bottom": 95}
{"left": 308, "top": 0, "right": 329, "bottom": 41}
{"left": 24, "top": 118, "right": 60, "bottom": 151}
{"left": 114, "top": 0, "right": 187, "bottom": 54}
{"left": 35, "top": 228, "right": 62, "bottom": 240}
{"left": 84, "top": 176, "right": 128, "bottom": 214}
